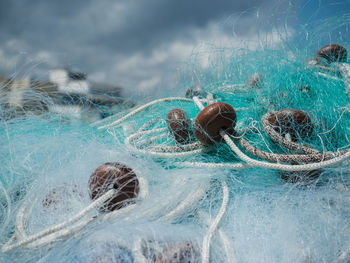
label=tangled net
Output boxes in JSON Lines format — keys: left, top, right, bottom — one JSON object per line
{"left": 1, "top": 18, "right": 350, "bottom": 263}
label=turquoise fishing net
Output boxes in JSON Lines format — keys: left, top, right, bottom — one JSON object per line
{"left": 1, "top": 10, "right": 350, "bottom": 263}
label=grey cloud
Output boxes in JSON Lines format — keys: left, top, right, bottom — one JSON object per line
{"left": 0, "top": 0, "right": 298, "bottom": 97}
{"left": 0, "top": 0, "right": 273, "bottom": 52}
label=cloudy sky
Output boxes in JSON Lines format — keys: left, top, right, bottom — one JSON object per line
{"left": 0, "top": 0, "right": 349, "bottom": 98}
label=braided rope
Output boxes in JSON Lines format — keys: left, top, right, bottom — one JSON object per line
{"left": 261, "top": 113, "right": 320, "bottom": 154}
{"left": 154, "top": 142, "right": 202, "bottom": 152}
{"left": 236, "top": 133, "right": 349, "bottom": 163}
{"left": 221, "top": 130, "right": 350, "bottom": 171}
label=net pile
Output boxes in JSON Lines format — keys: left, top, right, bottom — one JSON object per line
{"left": 1, "top": 22, "right": 350, "bottom": 263}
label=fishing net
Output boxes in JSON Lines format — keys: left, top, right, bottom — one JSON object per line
{"left": 1, "top": 8, "right": 350, "bottom": 263}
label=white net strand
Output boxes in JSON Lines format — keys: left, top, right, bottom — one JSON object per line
{"left": 206, "top": 93, "right": 216, "bottom": 105}
{"left": 158, "top": 179, "right": 209, "bottom": 222}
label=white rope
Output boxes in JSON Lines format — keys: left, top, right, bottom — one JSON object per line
{"left": 193, "top": 96, "right": 205, "bottom": 110}
{"left": 199, "top": 211, "right": 237, "bottom": 263}
{"left": 15, "top": 194, "right": 39, "bottom": 241}
{"left": 206, "top": 93, "right": 215, "bottom": 105}
{"left": 217, "top": 83, "right": 247, "bottom": 94}
{"left": 27, "top": 216, "right": 97, "bottom": 248}
{"left": 125, "top": 128, "right": 204, "bottom": 158}
{"left": 5, "top": 176, "right": 149, "bottom": 251}
{"left": 97, "top": 97, "right": 197, "bottom": 130}
{"left": 2, "top": 189, "right": 115, "bottom": 252}
{"left": 132, "top": 238, "right": 149, "bottom": 263}
{"left": 316, "top": 72, "right": 343, "bottom": 81}
{"left": 202, "top": 181, "right": 229, "bottom": 263}
{"left": 90, "top": 106, "right": 138, "bottom": 127}
{"left": 220, "top": 130, "right": 350, "bottom": 171}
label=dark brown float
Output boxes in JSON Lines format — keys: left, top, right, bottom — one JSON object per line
{"left": 316, "top": 44, "right": 347, "bottom": 63}
{"left": 194, "top": 102, "right": 236, "bottom": 145}
{"left": 268, "top": 109, "right": 313, "bottom": 141}
{"left": 280, "top": 169, "right": 321, "bottom": 184}
{"left": 42, "top": 184, "right": 82, "bottom": 209}
{"left": 142, "top": 241, "right": 200, "bottom": 263}
{"left": 167, "top": 108, "right": 193, "bottom": 144}
{"left": 88, "top": 162, "right": 139, "bottom": 212}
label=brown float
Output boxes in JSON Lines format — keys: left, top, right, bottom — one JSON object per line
{"left": 88, "top": 162, "right": 139, "bottom": 212}
{"left": 316, "top": 44, "right": 347, "bottom": 63}
{"left": 267, "top": 109, "right": 313, "bottom": 142}
{"left": 142, "top": 241, "right": 200, "bottom": 263}
{"left": 167, "top": 108, "right": 193, "bottom": 144}
{"left": 42, "top": 184, "right": 82, "bottom": 209}
{"left": 280, "top": 169, "right": 321, "bottom": 184}
{"left": 194, "top": 102, "right": 236, "bottom": 145}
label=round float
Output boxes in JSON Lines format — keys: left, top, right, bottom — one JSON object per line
{"left": 88, "top": 162, "right": 140, "bottom": 212}
{"left": 167, "top": 108, "right": 193, "bottom": 144}
{"left": 267, "top": 109, "right": 313, "bottom": 142}
{"left": 316, "top": 44, "right": 347, "bottom": 63}
{"left": 194, "top": 102, "right": 236, "bottom": 145}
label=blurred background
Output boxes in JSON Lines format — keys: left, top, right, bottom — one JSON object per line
{"left": 0, "top": 0, "right": 349, "bottom": 121}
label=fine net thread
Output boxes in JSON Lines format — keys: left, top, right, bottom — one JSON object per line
{"left": 1, "top": 13, "right": 350, "bottom": 263}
